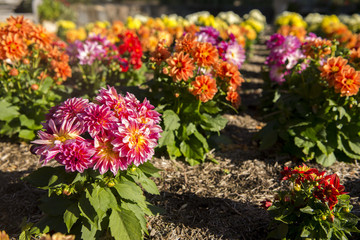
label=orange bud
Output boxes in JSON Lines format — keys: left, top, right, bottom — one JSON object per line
{"left": 162, "top": 67, "right": 169, "bottom": 75}
{"left": 175, "top": 93, "right": 180, "bottom": 98}
{"left": 9, "top": 68, "right": 18, "bottom": 76}
{"left": 31, "top": 84, "right": 39, "bottom": 91}
{"left": 23, "top": 58, "right": 30, "bottom": 65}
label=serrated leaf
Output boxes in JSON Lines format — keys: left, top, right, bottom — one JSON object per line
{"left": 136, "top": 173, "right": 159, "bottom": 195}
{"left": 0, "top": 99, "right": 19, "bottom": 122}
{"left": 78, "top": 190, "right": 98, "bottom": 226}
{"left": 162, "top": 110, "right": 180, "bottom": 131}
{"left": 193, "top": 131, "right": 209, "bottom": 152}
{"left": 201, "top": 101, "right": 221, "bottom": 114}
{"left": 81, "top": 223, "right": 97, "bottom": 240}
{"left": 180, "top": 138, "right": 204, "bottom": 163}
{"left": 39, "top": 195, "right": 73, "bottom": 216}
{"left": 158, "top": 129, "right": 174, "bottom": 148}
{"left": 109, "top": 209, "right": 142, "bottom": 240}
{"left": 63, "top": 204, "right": 80, "bottom": 232}
{"left": 121, "top": 202, "right": 148, "bottom": 234}
{"left": 19, "top": 114, "right": 42, "bottom": 130}
{"left": 23, "top": 166, "right": 63, "bottom": 189}
{"left": 114, "top": 178, "right": 146, "bottom": 204}
{"left": 200, "top": 113, "right": 228, "bottom": 132}
{"left": 167, "top": 144, "right": 182, "bottom": 159}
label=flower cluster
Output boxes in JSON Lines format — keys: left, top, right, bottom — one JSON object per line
{"left": 265, "top": 33, "right": 304, "bottom": 83}
{"left": 152, "top": 32, "right": 244, "bottom": 108}
{"left": 0, "top": 16, "right": 71, "bottom": 83}
{"left": 263, "top": 164, "right": 358, "bottom": 239}
{"left": 31, "top": 86, "right": 162, "bottom": 175}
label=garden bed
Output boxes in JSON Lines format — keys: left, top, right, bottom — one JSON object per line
{"left": 1, "top": 33, "right": 360, "bottom": 240}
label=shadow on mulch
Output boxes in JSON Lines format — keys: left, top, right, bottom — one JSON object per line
{"left": 0, "top": 170, "right": 43, "bottom": 237}
{"left": 147, "top": 191, "right": 270, "bottom": 240}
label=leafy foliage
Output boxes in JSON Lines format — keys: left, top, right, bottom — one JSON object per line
{"left": 20, "top": 162, "right": 160, "bottom": 240}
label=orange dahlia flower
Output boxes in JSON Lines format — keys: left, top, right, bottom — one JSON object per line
{"left": 190, "top": 75, "right": 218, "bottom": 103}
{"left": 52, "top": 61, "right": 72, "bottom": 82}
{"left": 303, "top": 38, "right": 332, "bottom": 59}
{"left": 334, "top": 67, "right": 360, "bottom": 96}
{"left": 150, "top": 41, "right": 171, "bottom": 65}
{"left": 320, "top": 56, "right": 350, "bottom": 86}
{"left": 349, "top": 48, "right": 360, "bottom": 64}
{"left": 0, "top": 32, "right": 27, "bottom": 60}
{"left": 193, "top": 42, "right": 219, "bottom": 68}
{"left": 6, "top": 15, "right": 33, "bottom": 36}
{"left": 175, "top": 33, "right": 197, "bottom": 54}
{"left": 166, "top": 51, "right": 195, "bottom": 81}
{"left": 226, "top": 90, "right": 241, "bottom": 109}
{"left": 30, "top": 26, "right": 54, "bottom": 49}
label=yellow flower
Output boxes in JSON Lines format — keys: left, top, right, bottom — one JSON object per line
{"left": 126, "top": 16, "right": 142, "bottom": 30}
{"left": 66, "top": 27, "right": 87, "bottom": 42}
{"left": 56, "top": 20, "right": 76, "bottom": 30}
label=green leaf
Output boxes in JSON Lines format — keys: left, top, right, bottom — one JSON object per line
{"left": 135, "top": 173, "right": 159, "bottom": 195}
{"left": 23, "top": 166, "right": 63, "bottom": 189}
{"left": 299, "top": 206, "right": 314, "bottom": 215}
{"left": 162, "top": 110, "right": 180, "bottom": 131}
{"left": 0, "top": 99, "right": 19, "bottom": 122}
{"left": 180, "top": 138, "right": 204, "bottom": 163}
{"left": 167, "top": 144, "right": 182, "bottom": 159}
{"left": 19, "top": 114, "right": 42, "bottom": 130}
{"left": 39, "top": 195, "right": 73, "bottom": 216}
{"left": 18, "top": 129, "right": 35, "bottom": 140}
{"left": 186, "top": 123, "right": 197, "bottom": 135}
{"left": 78, "top": 190, "right": 98, "bottom": 226}
{"left": 316, "top": 152, "right": 336, "bottom": 167}
{"left": 138, "top": 162, "right": 161, "bottom": 177}
{"left": 114, "top": 178, "right": 146, "bottom": 204}
{"left": 109, "top": 209, "right": 142, "bottom": 240}
{"left": 300, "top": 227, "right": 311, "bottom": 237}
{"left": 201, "top": 101, "right": 221, "bottom": 114}
{"left": 39, "top": 77, "right": 53, "bottom": 92}
{"left": 81, "top": 223, "right": 98, "bottom": 240}
{"left": 63, "top": 204, "right": 80, "bottom": 232}
{"left": 158, "top": 129, "right": 174, "bottom": 148}
{"left": 258, "top": 121, "right": 278, "bottom": 150}
{"left": 200, "top": 114, "right": 228, "bottom": 132}
{"left": 121, "top": 202, "right": 148, "bottom": 234}
{"left": 348, "top": 140, "right": 360, "bottom": 155}
{"left": 193, "top": 131, "right": 209, "bottom": 152}
{"left": 267, "top": 223, "right": 288, "bottom": 239}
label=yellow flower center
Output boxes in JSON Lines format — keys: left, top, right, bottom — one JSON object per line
{"left": 346, "top": 78, "right": 353, "bottom": 85}
{"left": 40, "top": 33, "right": 46, "bottom": 38}
{"left": 176, "top": 62, "right": 183, "bottom": 68}
{"left": 331, "top": 66, "right": 339, "bottom": 72}
{"left": 10, "top": 43, "right": 17, "bottom": 50}
{"left": 15, "top": 23, "right": 22, "bottom": 29}
{"left": 130, "top": 131, "right": 145, "bottom": 148}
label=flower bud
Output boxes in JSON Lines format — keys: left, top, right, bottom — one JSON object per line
{"left": 130, "top": 166, "right": 137, "bottom": 172}
{"left": 9, "top": 68, "right": 18, "bottom": 76}
{"left": 162, "top": 67, "right": 169, "bottom": 75}
{"left": 284, "top": 195, "right": 291, "bottom": 202}
{"left": 63, "top": 187, "right": 71, "bottom": 196}
{"left": 107, "top": 180, "right": 115, "bottom": 187}
{"left": 23, "top": 58, "right": 30, "bottom": 65}
{"left": 31, "top": 84, "right": 39, "bottom": 91}
{"left": 321, "top": 215, "right": 327, "bottom": 221}
{"left": 175, "top": 93, "right": 180, "bottom": 98}
{"left": 328, "top": 214, "right": 335, "bottom": 222}
{"left": 343, "top": 207, "right": 350, "bottom": 213}
{"left": 294, "top": 184, "right": 301, "bottom": 191}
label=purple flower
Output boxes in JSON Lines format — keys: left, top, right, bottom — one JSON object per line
{"left": 77, "top": 40, "right": 106, "bottom": 65}
{"left": 196, "top": 26, "right": 220, "bottom": 45}
{"left": 269, "top": 64, "right": 286, "bottom": 84}
{"left": 266, "top": 34, "right": 285, "bottom": 49}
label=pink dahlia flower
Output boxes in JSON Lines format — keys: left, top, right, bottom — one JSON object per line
{"left": 55, "top": 139, "right": 95, "bottom": 173}
{"left": 46, "top": 97, "right": 89, "bottom": 123}
{"left": 80, "top": 103, "right": 118, "bottom": 138}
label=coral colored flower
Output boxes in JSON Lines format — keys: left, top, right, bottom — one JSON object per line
{"left": 80, "top": 103, "right": 118, "bottom": 138}
{"left": 112, "top": 117, "right": 157, "bottom": 166}
{"left": 52, "top": 61, "right": 72, "bottom": 81}
{"left": 166, "top": 51, "right": 195, "bottom": 81}
{"left": 150, "top": 41, "right": 171, "bottom": 65}
{"left": 92, "top": 133, "right": 129, "bottom": 175}
{"left": 30, "top": 26, "right": 54, "bottom": 49}
{"left": 0, "top": 32, "right": 27, "bottom": 60}
{"left": 349, "top": 48, "right": 360, "bottom": 64}
{"left": 302, "top": 36, "right": 332, "bottom": 59}
{"left": 334, "top": 67, "right": 360, "bottom": 96}
{"left": 31, "top": 119, "right": 85, "bottom": 165}
{"left": 55, "top": 139, "right": 95, "bottom": 173}
{"left": 190, "top": 75, "right": 218, "bottom": 102}
{"left": 47, "top": 97, "right": 89, "bottom": 123}
{"left": 193, "top": 42, "right": 219, "bottom": 67}
{"left": 320, "top": 56, "right": 350, "bottom": 86}
{"left": 9, "top": 68, "right": 18, "bottom": 76}
{"left": 226, "top": 90, "right": 241, "bottom": 109}
{"left": 175, "top": 33, "right": 197, "bottom": 54}
{"left": 6, "top": 15, "right": 33, "bottom": 36}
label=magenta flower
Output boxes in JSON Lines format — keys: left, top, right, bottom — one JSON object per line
{"left": 95, "top": 86, "right": 128, "bottom": 118}
{"left": 112, "top": 117, "right": 157, "bottom": 166}
{"left": 47, "top": 97, "right": 89, "bottom": 123}
{"left": 224, "top": 43, "right": 246, "bottom": 69}
{"left": 80, "top": 103, "right": 118, "bottom": 138}
{"left": 92, "top": 133, "right": 129, "bottom": 175}
{"left": 196, "top": 26, "right": 220, "bottom": 45}
{"left": 31, "top": 118, "right": 85, "bottom": 165}
{"left": 55, "top": 139, "right": 95, "bottom": 173}
{"left": 269, "top": 65, "right": 286, "bottom": 84}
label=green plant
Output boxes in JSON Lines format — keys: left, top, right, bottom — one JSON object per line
{"left": 263, "top": 164, "right": 359, "bottom": 240}
{"left": 38, "top": 0, "right": 75, "bottom": 22}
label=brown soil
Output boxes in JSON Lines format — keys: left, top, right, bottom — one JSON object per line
{"left": 1, "top": 32, "right": 360, "bottom": 240}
